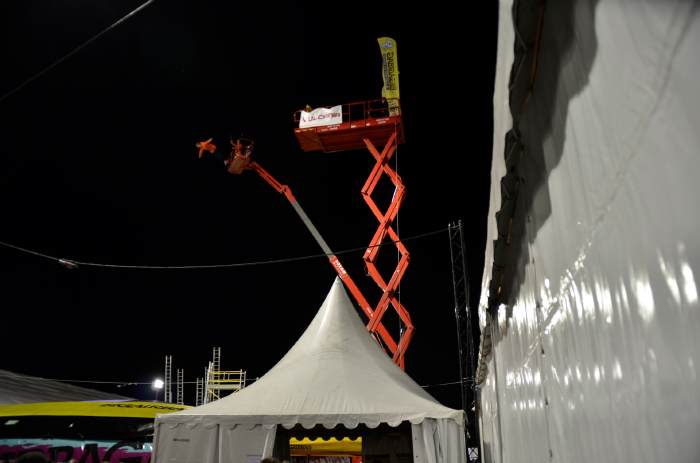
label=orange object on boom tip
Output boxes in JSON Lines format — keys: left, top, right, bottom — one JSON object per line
{"left": 196, "top": 136, "right": 255, "bottom": 174}
{"left": 196, "top": 138, "right": 217, "bottom": 158}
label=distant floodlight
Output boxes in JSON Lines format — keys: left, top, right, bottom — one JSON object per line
{"left": 152, "top": 378, "right": 164, "bottom": 390}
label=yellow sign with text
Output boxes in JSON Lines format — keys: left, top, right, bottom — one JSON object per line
{"left": 378, "top": 37, "right": 400, "bottom": 100}
{"left": 378, "top": 37, "right": 400, "bottom": 115}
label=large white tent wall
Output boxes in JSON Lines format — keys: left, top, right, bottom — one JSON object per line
{"left": 154, "top": 278, "right": 466, "bottom": 463}
{"left": 478, "top": 1, "right": 700, "bottom": 463}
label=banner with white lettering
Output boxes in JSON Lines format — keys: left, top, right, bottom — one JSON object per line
{"left": 299, "top": 105, "right": 343, "bottom": 128}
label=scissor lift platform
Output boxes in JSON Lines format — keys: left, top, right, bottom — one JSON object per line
{"left": 293, "top": 99, "right": 405, "bottom": 153}
{"left": 292, "top": 98, "right": 413, "bottom": 368}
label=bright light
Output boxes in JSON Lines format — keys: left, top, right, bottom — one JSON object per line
{"left": 681, "top": 262, "right": 698, "bottom": 304}
{"left": 152, "top": 378, "right": 164, "bottom": 390}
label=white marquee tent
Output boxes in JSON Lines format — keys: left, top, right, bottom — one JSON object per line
{"left": 153, "top": 278, "right": 466, "bottom": 463}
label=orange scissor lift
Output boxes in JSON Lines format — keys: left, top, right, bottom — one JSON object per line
{"left": 197, "top": 99, "right": 412, "bottom": 369}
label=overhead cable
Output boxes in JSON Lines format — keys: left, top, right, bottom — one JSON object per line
{"left": 0, "top": 0, "right": 156, "bottom": 104}
{"left": 0, "top": 226, "right": 449, "bottom": 270}
{"left": 48, "top": 376, "right": 469, "bottom": 388}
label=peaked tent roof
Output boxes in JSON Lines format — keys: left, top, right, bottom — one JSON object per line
{"left": 159, "top": 278, "right": 463, "bottom": 429}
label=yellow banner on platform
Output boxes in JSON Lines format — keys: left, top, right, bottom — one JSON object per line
{"left": 378, "top": 37, "right": 400, "bottom": 101}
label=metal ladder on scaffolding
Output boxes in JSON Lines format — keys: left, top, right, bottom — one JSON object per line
{"left": 195, "top": 377, "right": 204, "bottom": 406}
{"left": 164, "top": 355, "right": 173, "bottom": 403}
{"left": 176, "top": 368, "right": 184, "bottom": 405}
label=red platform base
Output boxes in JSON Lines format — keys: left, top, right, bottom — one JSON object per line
{"left": 293, "top": 100, "right": 405, "bottom": 153}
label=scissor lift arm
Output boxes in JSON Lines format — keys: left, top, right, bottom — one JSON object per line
{"left": 251, "top": 161, "right": 398, "bottom": 353}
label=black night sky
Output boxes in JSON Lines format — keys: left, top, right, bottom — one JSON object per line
{"left": 1, "top": 1, "right": 497, "bottom": 408}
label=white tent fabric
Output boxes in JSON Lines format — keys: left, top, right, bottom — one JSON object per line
{"left": 412, "top": 418, "right": 468, "bottom": 463}
{"left": 479, "top": 1, "right": 700, "bottom": 463}
{"left": 154, "top": 278, "right": 465, "bottom": 463}
{"left": 0, "top": 369, "right": 131, "bottom": 404}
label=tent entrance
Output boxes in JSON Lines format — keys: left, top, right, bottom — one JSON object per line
{"left": 280, "top": 422, "right": 412, "bottom": 463}
{"left": 289, "top": 436, "right": 362, "bottom": 463}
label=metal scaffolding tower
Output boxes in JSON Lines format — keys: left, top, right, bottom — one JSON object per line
{"left": 449, "top": 220, "right": 480, "bottom": 462}
{"left": 204, "top": 347, "right": 246, "bottom": 404}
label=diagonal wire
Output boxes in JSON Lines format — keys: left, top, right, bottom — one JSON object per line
{"left": 0, "top": 0, "right": 155, "bottom": 104}
{"left": 420, "top": 378, "right": 475, "bottom": 388}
